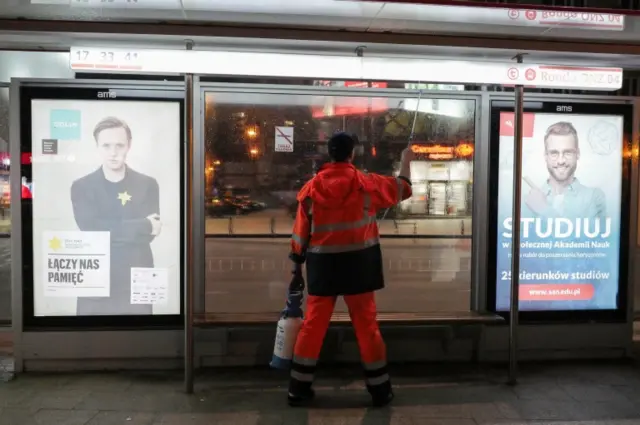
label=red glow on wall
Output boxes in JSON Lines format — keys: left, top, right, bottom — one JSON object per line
{"left": 311, "top": 81, "right": 389, "bottom": 118}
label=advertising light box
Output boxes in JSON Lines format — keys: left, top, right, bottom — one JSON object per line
{"left": 19, "top": 85, "right": 183, "bottom": 323}
{"left": 489, "top": 101, "right": 631, "bottom": 317}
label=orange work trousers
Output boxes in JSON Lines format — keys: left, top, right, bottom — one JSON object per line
{"left": 289, "top": 292, "right": 390, "bottom": 396}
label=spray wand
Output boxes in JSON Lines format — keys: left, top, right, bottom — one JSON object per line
{"left": 381, "top": 89, "right": 423, "bottom": 220}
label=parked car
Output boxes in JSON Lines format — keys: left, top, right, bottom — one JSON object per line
{"left": 206, "top": 197, "right": 251, "bottom": 217}
{"left": 236, "top": 198, "right": 267, "bottom": 211}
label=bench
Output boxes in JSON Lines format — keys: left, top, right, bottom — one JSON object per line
{"left": 194, "top": 311, "right": 504, "bottom": 363}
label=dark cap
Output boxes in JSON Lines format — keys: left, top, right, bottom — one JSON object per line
{"left": 328, "top": 132, "right": 356, "bottom": 162}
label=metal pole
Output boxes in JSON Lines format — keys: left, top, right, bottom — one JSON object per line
{"left": 508, "top": 54, "right": 525, "bottom": 386}
{"left": 184, "top": 39, "right": 195, "bottom": 394}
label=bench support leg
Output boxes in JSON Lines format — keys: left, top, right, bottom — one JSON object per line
{"left": 471, "top": 325, "right": 485, "bottom": 364}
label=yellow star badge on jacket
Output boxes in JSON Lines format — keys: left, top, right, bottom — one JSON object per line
{"left": 118, "top": 191, "right": 132, "bottom": 206}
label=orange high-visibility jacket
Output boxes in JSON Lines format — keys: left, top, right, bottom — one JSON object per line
{"left": 290, "top": 162, "right": 412, "bottom": 296}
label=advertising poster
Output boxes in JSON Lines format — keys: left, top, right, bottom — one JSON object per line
{"left": 31, "top": 99, "right": 181, "bottom": 316}
{"left": 496, "top": 112, "right": 623, "bottom": 311}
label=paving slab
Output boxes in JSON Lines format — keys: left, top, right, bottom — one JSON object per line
{"left": 1, "top": 362, "right": 640, "bottom": 425}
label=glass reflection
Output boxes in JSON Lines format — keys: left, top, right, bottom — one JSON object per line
{"left": 203, "top": 91, "right": 475, "bottom": 315}
{"left": 204, "top": 93, "right": 475, "bottom": 224}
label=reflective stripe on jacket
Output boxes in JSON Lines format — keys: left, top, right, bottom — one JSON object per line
{"left": 289, "top": 162, "right": 412, "bottom": 296}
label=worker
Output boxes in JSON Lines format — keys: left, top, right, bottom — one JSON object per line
{"left": 287, "top": 132, "right": 414, "bottom": 407}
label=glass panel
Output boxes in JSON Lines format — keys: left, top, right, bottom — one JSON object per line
{"left": 204, "top": 91, "right": 475, "bottom": 315}
{"left": 0, "top": 86, "right": 10, "bottom": 323}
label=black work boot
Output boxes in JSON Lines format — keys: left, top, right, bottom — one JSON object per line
{"left": 288, "top": 375, "right": 316, "bottom": 407}
{"left": 287, "top": 388, "right": 316, "bottom": 407}
{"left": 368, "top": 380, "right": 394, "bottom": 407}
{"left": 372, "top": 390, "right": 394, "bottom": 407}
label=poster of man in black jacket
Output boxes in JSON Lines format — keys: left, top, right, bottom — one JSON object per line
{"left": 70, "top": 116, "right": 162, "bottom": 316}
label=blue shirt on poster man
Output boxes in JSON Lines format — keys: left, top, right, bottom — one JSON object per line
{"left": 523, "top": 178, "right": 606, "bottom": 222}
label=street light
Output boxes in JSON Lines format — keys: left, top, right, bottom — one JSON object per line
{"left": 249, "top": 147, "right": 259, "bottom": 157}
{"left": 246, "top": 127, "right": 258, "bottom": 139}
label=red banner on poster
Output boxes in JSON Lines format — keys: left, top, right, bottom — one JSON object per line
{"left": 499, "top": 112, "right": 535, "bottom": 138}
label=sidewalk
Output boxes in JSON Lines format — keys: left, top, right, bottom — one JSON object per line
{"left": 2, "top": 362, "right": 640, "bottom": 424}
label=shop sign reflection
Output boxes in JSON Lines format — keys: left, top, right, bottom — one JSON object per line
{"left": 411, "top": 143, "right": 474, "bottom": 160}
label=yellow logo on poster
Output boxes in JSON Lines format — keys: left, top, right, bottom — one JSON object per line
{"left": 48, "top": 236, "right": 62, "bottom": 251}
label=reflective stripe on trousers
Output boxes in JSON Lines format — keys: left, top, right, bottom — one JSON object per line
{"left": 363, "top": 359, "right": 390, "bottom": 387}
{"left": 289, "top": 354, "right": 318, "bottom": 394}
{"left": 290, "top": 370, "right": 314, "bottom": 382}
{"left": 289, "top": 355, "right": 318, "bottom": 394}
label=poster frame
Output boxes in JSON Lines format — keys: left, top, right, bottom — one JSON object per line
{"left": 486, "top": 99, "right": 633, "bottom": 323}
{"left": 16, "top": 81, "right": 185, "bottom": 329}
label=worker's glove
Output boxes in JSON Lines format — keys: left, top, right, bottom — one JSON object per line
{"left": 288, "top": 267, "right": 305, "bottom": 292}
